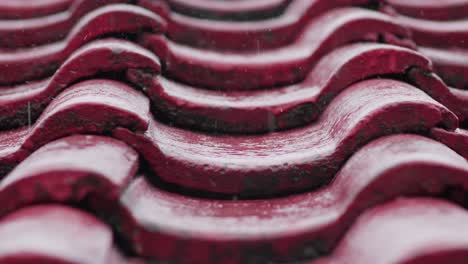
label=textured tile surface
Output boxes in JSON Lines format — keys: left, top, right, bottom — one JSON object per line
{"left": 0, "top": 1, "right": 467, "bottom": 264}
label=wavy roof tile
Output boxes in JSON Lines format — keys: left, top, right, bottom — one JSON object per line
{"left": 381, "top": 1, "right": 468, "bottom": 89}
{"left": 0, "top": 1, "right": 467, "bottom": 264}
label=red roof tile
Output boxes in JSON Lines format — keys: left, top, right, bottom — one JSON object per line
{"left": 0, "top": 1, "right": 467, "bottom": 263}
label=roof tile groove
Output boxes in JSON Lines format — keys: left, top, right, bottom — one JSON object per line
{"left": 162, "top": 0, "right": 293, "bottom": 21}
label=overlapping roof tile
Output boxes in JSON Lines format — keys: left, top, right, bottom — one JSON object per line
{"left": 0, "top": 4, "right": 165, "bottom": 84}
{"left": 0, "top": 1, "right": 467, "bottom": 263}
{"left": 0, "top": 0, "right": 72, "bottom": 19}
{"left": 315, "top": 198, "right": 468, "bottom": 264}
{"left": 0, "top": 205, "right": 141, "bottom": 263}
{"left": 382, "top": 0, "right": 468, "bottom": 89}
